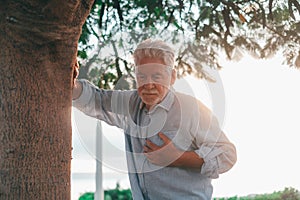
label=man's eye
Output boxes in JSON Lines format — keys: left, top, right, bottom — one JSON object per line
{"left": 152, "top": 74, "right": 163, "bottom": 81}
{"left": 137, "top": 74, "right": 146, "bottom": 80}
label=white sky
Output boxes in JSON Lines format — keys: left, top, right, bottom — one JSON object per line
{"left": 71, "top": 54, "right": 300, "bottom": 199}
{"left": 213, "top": 55, "right": 300, "bottom": 197}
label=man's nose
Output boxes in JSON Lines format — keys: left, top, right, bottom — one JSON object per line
{"left": 143, "top": 83, "right": 155, "bottom": 89}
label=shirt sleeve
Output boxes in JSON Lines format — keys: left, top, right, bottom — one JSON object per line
{"left": 192, "top": 101, "right": 237, "bottom": 179}
{"left": 72, "top": 79, "right": 131, "bottom": 128}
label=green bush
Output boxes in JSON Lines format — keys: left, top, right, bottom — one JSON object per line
{"left": 80, "top": 186, "right": 300, "bottom": 200}
{"left": 79, "top": 183, "right": 132, "bottom": 200}
{"left": 213, "top": 187, "right": 300, "bottom": 200}
{"left": 79, "top": 192, "right": 94, "bottom": 200}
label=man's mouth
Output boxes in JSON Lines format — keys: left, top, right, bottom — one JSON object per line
{"left": 143, "top": 93, "right": 157, "bottom": 96}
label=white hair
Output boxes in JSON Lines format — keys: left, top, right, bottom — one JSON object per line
{"left": 133, "top": 39, "right": 175, "bottom": 67}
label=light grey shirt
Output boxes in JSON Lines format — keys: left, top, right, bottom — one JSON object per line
{"left": 73, "top": 79, "right": 237, "bottom": 200}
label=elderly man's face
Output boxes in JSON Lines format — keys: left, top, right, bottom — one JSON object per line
{"left": 136, "top": 57, "right": 175, "bottom": 110}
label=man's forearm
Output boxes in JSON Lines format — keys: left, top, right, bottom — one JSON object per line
{"left": 171, "top": 151, "right": 204, "bottom": 168}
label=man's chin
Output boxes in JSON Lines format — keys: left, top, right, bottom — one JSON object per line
{"left": 141, "top": 98, "right": 159, "bottom": 107}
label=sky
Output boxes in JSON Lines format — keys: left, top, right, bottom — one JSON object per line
{"left": 71, "top": 53, "right": 300, "bottom": 199}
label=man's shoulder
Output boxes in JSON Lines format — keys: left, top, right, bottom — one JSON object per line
{"left": 173, "top": 91, "right": 198, "bottom": 103}
{"left": 173, "top": 91, "right": 209, "bottom": 112}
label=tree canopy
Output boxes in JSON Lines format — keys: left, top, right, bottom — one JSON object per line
{"left": 77, "top": 0, "right": 300, "bottom": 87}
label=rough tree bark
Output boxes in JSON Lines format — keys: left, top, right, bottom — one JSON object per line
{"left": 0, "top": 1, "right": 94, "bottom": 199}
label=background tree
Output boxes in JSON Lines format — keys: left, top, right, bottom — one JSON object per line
{"left": 77, "top": 0, "right": 300, "bottom": 86}
{"left": 0, "top": 1, "right": 93, "bottom": 199}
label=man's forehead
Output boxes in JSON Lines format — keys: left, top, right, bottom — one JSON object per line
{"left": 135, "top": 63, "right": 172, "bottom": 72}
{"left": 135, "top": 63, "right": 173, "bottom": 88}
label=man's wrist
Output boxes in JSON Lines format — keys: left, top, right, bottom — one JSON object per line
{"left": 72, "top": 80, "right": 83, "bottom": 100}
{"left": 170, "top": 151, "right": 204, "bottom": 168}
{"left": 169, "top": 150, "right": 185, "bottom": 167}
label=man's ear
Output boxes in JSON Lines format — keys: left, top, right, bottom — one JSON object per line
{"left": 170, "top": 69, "right": 177, "bottom": 85}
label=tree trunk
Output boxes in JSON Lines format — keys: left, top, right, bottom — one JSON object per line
{"left": 0, "top": 1, "right": 93, "bottom": 199}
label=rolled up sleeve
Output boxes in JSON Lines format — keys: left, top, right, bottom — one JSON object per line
{"left": 195, "top": 139, "right": 237, "bottom": 179}
{"left": 193, "top": 101, "right": 237, "bottom": 179}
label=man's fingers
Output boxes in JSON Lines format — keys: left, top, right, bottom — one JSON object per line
{"left": 73, "top": 60, "right": 80, "bottom": 79}
{"left": 72, "top": 60, "right": 80, "bottom": 89}
{"left": 158, "top": 132, "right": 171, "bottom": 144}
{"left": 143, "top": 145, "right": 151, "bottom": 153}
{"left": 146, "top": 139, "right": 159, "bottom": 149}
